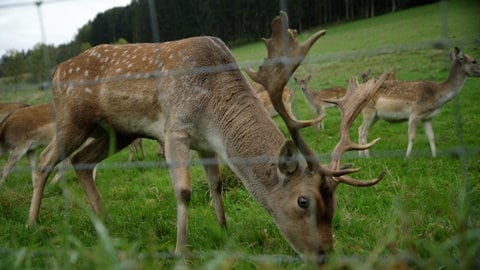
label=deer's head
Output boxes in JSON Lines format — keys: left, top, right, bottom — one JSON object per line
{"left": 293, "top": 75, "right": 312, "bottom": 92}
{"left": 246, "top": 11, "right": 388, "bottom": 264}
{"left": 359, "top": 69, "right": 372, "bottom": 83}
{"left": 453, "top": 47, "right": 480, "bottom": 77}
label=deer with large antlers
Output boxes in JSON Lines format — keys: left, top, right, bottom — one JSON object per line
{"left": 28, "top": 12, "right": 386, "bottom": 265}
{"left": 358, "top": 47, "right": 480, "bottom": 157}
{"left": 293, "top": 75, "right": 346, "bottom": 130}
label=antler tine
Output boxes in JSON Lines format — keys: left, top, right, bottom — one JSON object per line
{"left": 328, "top": 72, "right": 390, "bottom": 186}
{"left": 246, "top": 11, "right": 327, "bottom": 171}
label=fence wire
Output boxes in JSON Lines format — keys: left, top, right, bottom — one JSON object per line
{"left": 0, "top": 0, "right": 479, "bottom": 267}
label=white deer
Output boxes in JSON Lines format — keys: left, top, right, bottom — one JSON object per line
{"left": 28, "top": 12, "right": 386, "bottom": 265}
{"left": 358, "top": 47, "right": 480, "bottom": 157}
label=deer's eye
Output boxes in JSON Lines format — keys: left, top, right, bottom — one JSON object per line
{"left": 297, "top": 196, "right": 310, "bottom": 209}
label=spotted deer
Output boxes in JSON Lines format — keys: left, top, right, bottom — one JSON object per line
{"left": 293, "top": 75, "right": 346, "bottom": 130}
{"left": 250, "top": 81, "right": 294, "bottom": 117}
{"left": 28, "top": 12, "right": 386, "bottom": 265}
{"left": 358, "top": 47, "right": 480, "bottom": 157}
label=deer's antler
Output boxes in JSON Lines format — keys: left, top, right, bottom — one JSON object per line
{"left": 245, "top": 11, "right": 328, "bottom": 172}
{"left": 248, "top": 11, "right": 386, "bottom": 188}
{"left": 324, "top": 72, "right": 391, "bottom": 186}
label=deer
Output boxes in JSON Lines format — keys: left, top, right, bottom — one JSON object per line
{"left": 293, "top": 75, "right": 346, "bottom": 130}
{"left": 358, "top": 47, "right": 480, "bottom": 158}
{"left": 250, "top": 81, "right": 294, "bottom": 117}
{"left": 27, "top": 12, "right": 386, "bottom": 265}
{"left": 0, "top": 103, "right": 67, "bottom": 185}
{"left": 0, "top": 104, "right": 143, "bottom": 186}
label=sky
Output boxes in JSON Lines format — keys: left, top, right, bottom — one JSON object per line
{"left": 0, "top": 0, "right": 132, "bottom": 56}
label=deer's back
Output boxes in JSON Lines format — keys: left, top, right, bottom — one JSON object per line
{"left": 51, "top": 37, "right": 282, "bottom": 153}
{"left": 370, "top": 80, "right": 443, "bottom": 120}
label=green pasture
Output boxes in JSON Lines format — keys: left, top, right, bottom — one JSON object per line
{"left": 1, "top": 1, "right": 479, "bottom": 269}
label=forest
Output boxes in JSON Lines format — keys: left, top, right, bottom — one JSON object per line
{"left": 0, "top": 0, "right": 437, "bottom": 86}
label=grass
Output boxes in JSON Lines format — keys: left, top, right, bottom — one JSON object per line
{"left": 1, "top": 1, "right": 480, "bottom": 269}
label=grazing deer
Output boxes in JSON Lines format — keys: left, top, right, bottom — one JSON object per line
{"left": 358, "top": 47, "right": 480, "bottom": 157}
{"left": 293, "top": 75, "right": 346, "bottom": 130}
{"left": 0, "top": 104, "right": 138, "bottom": 186}
{"left": 28, "top": 12, "right": 386, "bottom": 265}
{"left": 250, "top": 81, "right": 294, "bottom": 117}
{"left": 0, "top": 103, "right": 65, "bottom": 185}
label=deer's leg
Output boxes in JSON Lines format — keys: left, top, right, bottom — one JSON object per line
{"left": 50, "top": 159, "right": 71, "bottom": 185}
{"left": 406, "top": 116, "right": 420, "bottom": 157}
{"left": 0, "top": 147, "right": 29, "bottom": 185}
{"left": 199, "top": 152, "right": 226, "bottom": 228}
{"left": 71, "top": 133, "right": 135, "bottom": 219}
{"left": 423, "top": 120, "right": 436, "bottom": 157}
{"left": 128, "top": 143, "right": 135, "bottom": 162}
{"left": 137, "top": 139, "right": 145, "bottom": 159}
{"left": 358, "top": 109, "right": 377, "bottom": 158}
{"left": 28, "top": 128, "right": 90, "bottom": 225}
{"left": 164, "top": 131, "right": 192, "bottom": 254}
{"left": 26, "top": 150, "right": 37, "bottom": 186}
{"left": 157, "top": 140, "right": 165, "bottom": 158}
{"left": 318, "top": 106, "right": 326, "bottom": 130}
{"left": 128, "top": 139, "right": 145, "bottom": 162}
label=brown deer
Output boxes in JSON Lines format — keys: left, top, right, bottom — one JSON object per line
{"left": 28, "top": 12, "right": 385, "bottom": 265}
{"left": 250, "top": 81, "right": 294, "bottom": 117}
{"left": 358, "top": 47, "right": 480, "bottom": 157}
{"left": 0, "top": 103, "right": 65, "bottom": 185}
{"left": 293, "top": 75, "right": 346, "bottom": 130}
{"left": 0, "top": 104, "right": 142, "bottom": 185}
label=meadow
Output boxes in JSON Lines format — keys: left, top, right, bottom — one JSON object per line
{"left": 0, "top": 1, "right": 479, "bottom": 269}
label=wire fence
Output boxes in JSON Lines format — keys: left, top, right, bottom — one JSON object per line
{"left": 0, "top": 0, "right": 479, "bottom": 268}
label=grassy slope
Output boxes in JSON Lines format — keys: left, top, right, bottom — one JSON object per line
{"left": 1, "top": 1, "right": 479, "bottom": 269}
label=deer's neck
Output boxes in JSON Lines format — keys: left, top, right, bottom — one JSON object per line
{"left": 209, "top": 80, "right": 285, "bottom": 209}
{"left": 437, "top": 60, "right": 467, "bottom": 105}
{"left": 302, "top": 87, "right": 319, "bottom": 107}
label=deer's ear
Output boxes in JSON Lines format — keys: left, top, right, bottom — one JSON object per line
{"left": 278, "top": 140, "right": 300, "bottom": 176}
{"left": 454, "top": 47, "right": 464, "bottom": 63}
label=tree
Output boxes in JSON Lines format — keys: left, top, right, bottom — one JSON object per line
{"left": 2, "top": 49, "right": 26, "bottom": 88}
